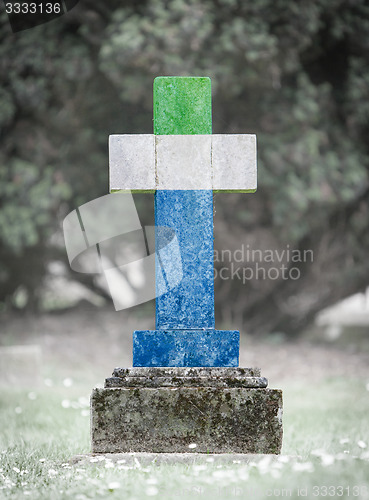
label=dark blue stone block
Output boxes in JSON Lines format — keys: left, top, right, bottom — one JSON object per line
{"left": 133, "top": 330, "right": 239, "bottom": 367}
{"left": 155, "top": 190, "right": 215, "bottom": 330}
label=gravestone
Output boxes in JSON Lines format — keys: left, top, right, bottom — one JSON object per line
{"left": 91, "top": 76, "right": 283, "bottom": 453}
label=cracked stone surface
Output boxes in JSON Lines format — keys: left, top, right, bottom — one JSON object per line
{"left": 106, "top": 367, "right": 267, "bottom": 388}
{"left": 112, "top": 367, "right": 262, "bottom": 377}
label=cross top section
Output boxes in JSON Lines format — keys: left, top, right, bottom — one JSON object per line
{"left": 110, "top": 77, "right": 256, "bottom": 193}
{"left": 109, "top": 76, "right": 257, "bottom": 367}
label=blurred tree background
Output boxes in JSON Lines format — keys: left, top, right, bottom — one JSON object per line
{"left": 0, "top": 0, "right": 369, "bottom": 335}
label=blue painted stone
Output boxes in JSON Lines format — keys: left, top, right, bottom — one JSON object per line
{"left": 155, "top": 190, "right": 215, "bottom": 329}
{"left": 133, "top": 330, "right": 239, "bottom": 367}
{"left": 132, "top": 188, "right": 241, "bottom": 367}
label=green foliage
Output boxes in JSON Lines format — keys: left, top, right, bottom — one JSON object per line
{"left": 0, "top": 0, "right": 368, "bottom": 321}
{"left": 0, "top": 160, "right": 71, "bottom": 253}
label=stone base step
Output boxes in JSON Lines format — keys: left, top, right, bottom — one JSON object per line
{"left": 91, "top": 368, "right": 283, "bottom": 454}
{"left": 106, "top": 366, "right": 267, "bottom": 388}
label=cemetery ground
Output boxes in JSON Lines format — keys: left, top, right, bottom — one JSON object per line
{"left": 1, "top": 305, "right": 369, "bottom": 499}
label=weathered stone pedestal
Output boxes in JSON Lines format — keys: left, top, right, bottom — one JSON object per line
{"left": 91, "top": 367, "right": 283, "bottom": 454}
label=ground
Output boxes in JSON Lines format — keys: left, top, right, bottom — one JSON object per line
{"left": 1, "top": 304, "right": 369, "bottom": 499}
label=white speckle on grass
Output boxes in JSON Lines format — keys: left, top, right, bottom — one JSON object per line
{"left": 272, "top": 461, "right": 283, "bottom": 470}
{"left": 206, "top": 457, "right": 214, "bottom": 463}
{"left": 13, "top": 467, "right": 20, "bottom": 474}
{"left": 271, "top": 468, "right": 281, "bottom": 479}
{"left": 277, "top": 455, "right": 290, "bottom": 463}
{"left": 4, "top": 477, "right": 16, "bottom": 488}
{"left": 108, "top": 481, "right": 121, "bottom": 491}
{"left": 90, "top": 458, "right": 99, "bottom": 463}
{"left": 193, "top": 464, "right": 207, "bottom": 472}
{"left": 146, "top": 477, "right": 158, "bottom": 485}
{"left": 335, "top": 453, "right": 349, "bottom": 460}
{"left": 78, "top": 396, "right": 89, "bottom": 406}
{"left": 339, "top": 438, "right": 349, "bottom": 444}
{"left": 104, "top": 462, "right": 114, "bottom": 469}
{"left": 188, "top": 443, "right": 197, "bottom": 449}
{"left": 358, "top": 440, "right": 367, "bottom": 449}
{"left": 15, "top": 407, "right": 22, "bottom": 414}
{"left": 292, "top": 462, "right": 314, "bottom": 472}
{"left": 146, "top": 486, "right": 158, "bottom": 496}
{"left": 256, "top": 455, "right": 272, "bottom": 473}
{"left": 24, "top": 491, "right": 31, "bottom": 496}
{"left": 39, "top": 459, "right": 46, "bottom": 463}
{"left": 27, "top": 392, "right": 37, "bottom": 400}
{"left": 48, "top": 469, "right": 58, "bottom": 477}
{"left": 239, "top": 468, "right": 249, "bottom": 481}
{"left": 81, "top": 410, "right": 89, "bottom": 417}
{"left": 63, "top": 378, "right": 73, "bottom": 387}
{"left": 366, "top": 382, "right": 369, "bottom": 391}
{"left": 311, "top": 449, "right": 325, "bottom": 457}
{"left": 212, "top": 468, "right": 238, "bottom": 481}
{"left": 321, "top": 454, "right": 335, "bottom": 466}
{"left": 134, "top": 457, "right": 141, "bottom": 468}
{"left": 44, "top": 378, "right": 53, "bottom": 387}
{"left": 117, "top": 459, "right": 126, "bottom": 464}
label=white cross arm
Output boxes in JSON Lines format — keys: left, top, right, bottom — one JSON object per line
{"left": 109, "top": 134, "right": 257, "bottom": 193}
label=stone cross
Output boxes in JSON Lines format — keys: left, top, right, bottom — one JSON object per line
{"left": 109, "top": 76, "right": 257, "bottom": 367}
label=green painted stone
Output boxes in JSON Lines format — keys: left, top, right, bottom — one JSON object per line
{"left": 153, "top": 76, "right": 212, "bottom": 135}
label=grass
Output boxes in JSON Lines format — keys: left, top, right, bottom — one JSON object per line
{"left": 1, "top": 377, "right": 369, "bottom": 499}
